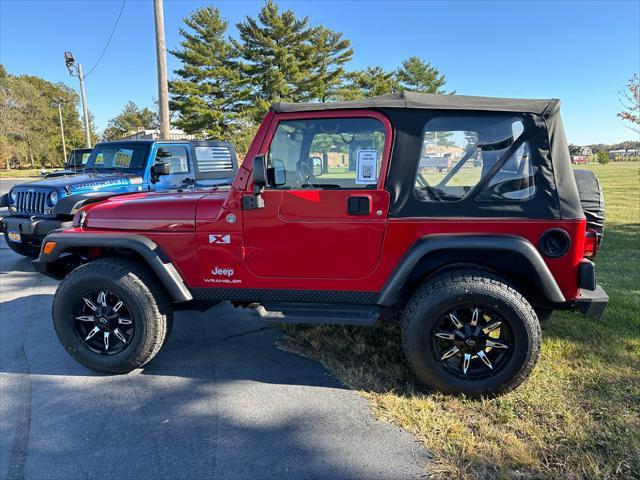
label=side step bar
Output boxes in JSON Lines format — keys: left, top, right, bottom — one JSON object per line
{"left": 252, "top": 303, "right": 381, "bottom": 326}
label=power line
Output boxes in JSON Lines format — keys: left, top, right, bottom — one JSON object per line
{"left": 84, "top": 0, "right": 127, "bottom": 78}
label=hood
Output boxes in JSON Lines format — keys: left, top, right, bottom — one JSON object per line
{"left": 84, "top": 188, "right": 228, "bottom": 232}
{"left": 16, "top": 172, "right": 144, "bottom": 193}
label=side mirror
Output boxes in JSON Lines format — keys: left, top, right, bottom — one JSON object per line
{"left": 267, "top": 159, "right": 286, "bottom": 186}
{"left": 243, "top": 154, "right": 267, "bottom": 210}
{"left": 151, "top": 162, "right": 171, "bottom": 183}
{"left": 311, "top": 156, "right": 322, "bottom": 177}
{"left": 252, "top": 155, "right": 267, "bottom": 191}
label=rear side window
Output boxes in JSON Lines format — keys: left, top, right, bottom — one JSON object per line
{"left": 155, "top": 146, "right": 190, "bottom": 174}
{"left": 476, "top": 142, "right": 535, "bottom": 201}
{"left": 267, "top": 117, "right": 386, "bottom": 190}
{"left": 414, "top": 116, "right": 534, "bottom": 202}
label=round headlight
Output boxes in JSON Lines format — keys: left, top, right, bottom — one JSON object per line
{"left": 47, "top": 190, "right": 59, "bottom": 206}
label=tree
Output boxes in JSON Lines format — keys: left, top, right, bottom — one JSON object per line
{"left": 338, "top": 66, "right": 399, "bottom": 100}
{"left": 169, "top": 6, "right": 248, "bottom": 140}
{"left": 568, "top": 144, "right": 581, "bottom": 156}
{"left": 103, "top": 101, "right": 158, "bottom": 140}
{"left": 396, "top": 56, "right": 446, "bottom": 93}
{"left": 618, "top": 74, "right": 640, "bottom": 134}
{"left": 232, "top": 0, "right": 315, "bottom": 121}
{"left": 300, "top": 26, "right": 353, "bottom": 102}
{"left": 0, "top": 66, "right": 88, "bottom": 169}
{"left": 597, "top": 150, "right": 609, "bottom": 165}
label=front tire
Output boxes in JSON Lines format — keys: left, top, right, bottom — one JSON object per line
{"left": 52, "top": 258, "right": 172, "bottom": 374}
{"left": 4, "top": 232, "right": 40, "bottom": 258}
{"left": 402, "top": 269, "right": 541, "bottom": 397}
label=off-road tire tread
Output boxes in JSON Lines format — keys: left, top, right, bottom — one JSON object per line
{"left": 401, "top": 268, "right": 541, "bottom": 396}
{"left": 53, "top": 258, "right": 171, "bottom": 373}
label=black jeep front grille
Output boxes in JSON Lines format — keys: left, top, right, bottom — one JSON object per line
{"left": 12, "top": 189, "right": 49, "bottom": 216}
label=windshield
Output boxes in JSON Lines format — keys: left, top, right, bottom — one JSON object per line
{"left": 68, "top": 150, "right": 92, "bottom": 167}
{"left": 84, "top": 145, "right": 149, "bottom": 172}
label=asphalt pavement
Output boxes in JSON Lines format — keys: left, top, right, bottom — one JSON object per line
{"left": 1, "top": 177, "right": 38, "bottom": 196}
{"left": 0, "top": 201, "right": 429, "bottom": 480}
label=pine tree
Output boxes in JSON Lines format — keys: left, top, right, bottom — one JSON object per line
{"left": 301, "top": 26, "right": 353, "bottom": 102}
{"left": 339, "top": 66, "right": 399, "bottom": 100}
{"left": 396, "top": 56, "right": 447, "bottom": 93}
{"left": 232, "top": 0, "right": 314, "bottom": 121}
{"left": 103, "top": 101, "right": 158, "bottom": 140}
{"left": 169, "top": 6, "right": 247, "bottom": 140}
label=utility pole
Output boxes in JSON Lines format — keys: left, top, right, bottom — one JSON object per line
{"left": 153, "top": 0, "right": 170, "bottom": 140}
{"left": 56, "top": 102, "right": 68, "bottom": 162}
{"left": 64, "top": 52, "right": 92, "bottom": 148}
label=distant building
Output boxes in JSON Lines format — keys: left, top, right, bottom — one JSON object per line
{"left": 579, "top": 146, "right": 593, "bottom": 156}
{"left": 119, "top": 127, "right": 197, "bottom": 141}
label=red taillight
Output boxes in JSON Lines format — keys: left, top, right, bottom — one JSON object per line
{"left": 584, "top": 229, "right": 598, "bottom": 258}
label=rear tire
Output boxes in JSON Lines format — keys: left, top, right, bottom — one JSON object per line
{"left": 4, "top": 233, "right": 40, "bottom": 258}
{"left": 52, "top": 258, "right": 172, "bottom": 374}
{"left": 401, "top": 269, "right": 541, "bottom": 397}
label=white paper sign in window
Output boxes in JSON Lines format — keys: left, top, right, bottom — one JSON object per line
{"left": 356, "top": 150, "right": 378, "bottom": 184}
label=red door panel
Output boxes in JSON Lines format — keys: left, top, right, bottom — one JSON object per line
{"left": 243, "top": 189, "right": 389, "bottom": 279}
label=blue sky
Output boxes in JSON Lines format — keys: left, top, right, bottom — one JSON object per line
{"left": 1, "top": 0, "right": 638, "bottom": 145}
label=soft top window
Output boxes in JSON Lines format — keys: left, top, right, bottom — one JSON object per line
{"left": 414, "top": 115, "right": 532, "bottom": 202}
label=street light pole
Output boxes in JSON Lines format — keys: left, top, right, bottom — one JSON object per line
{"left": 56, "top": 102, "right": 68, "bottom": 162}
{"left": 64, "top": 52, "right": 92, "bottom": 148}
{"left": 77, "top": 63, "right": 92, "bottom": 148}
{"left": 153, "top": 0, "right": 170, "bottom": 140}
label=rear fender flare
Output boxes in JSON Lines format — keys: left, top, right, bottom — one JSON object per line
{"left": 377, "top": 234, "right": 565, "bottom": 306}
{"left": 34, "top": 232, "right": 192, "bottom": 302}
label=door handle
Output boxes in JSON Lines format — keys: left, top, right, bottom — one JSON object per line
{"left": 347, "top": 196, "right": 370, "bottom": 216}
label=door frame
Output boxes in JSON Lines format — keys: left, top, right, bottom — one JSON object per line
{"left": 147, "top": 143, "right": 194, "bottom": 189}
{"left": 252, "top": 109, "right": 394, "bottom": 192}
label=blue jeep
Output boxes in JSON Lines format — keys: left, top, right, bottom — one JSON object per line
{"left": 0, "top": 139, "right": 238, "bottom": 257}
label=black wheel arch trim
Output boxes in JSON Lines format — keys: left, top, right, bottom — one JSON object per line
{"left": 33, "top": 232, "right": 192, "bottom": 302}
{"left": 377, "top": 234, "right": 566, "bottom": 306}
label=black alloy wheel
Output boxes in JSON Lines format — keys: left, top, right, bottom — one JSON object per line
{"left": 431, "top": 305, "right": 513, "bottom": 379}
{"left": 72, "top": 290, "right": 135, "bottom": 355}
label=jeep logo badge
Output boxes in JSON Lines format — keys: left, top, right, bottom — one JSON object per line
{"left": 211, "top": 267, "right": 234, "bottom": 277}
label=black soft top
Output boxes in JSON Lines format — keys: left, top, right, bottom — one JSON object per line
{"left": 271, "top": 91, "right": 559, "bottom": 117}
{"left": 273, "top": 91, "right": 582, "bottom": 221}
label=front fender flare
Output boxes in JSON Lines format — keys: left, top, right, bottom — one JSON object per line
{"left": 33, "top": 232, "right": 193, "bottom": 303}
{"left": 377, "top": 234, "right": 566, "bottom": 306}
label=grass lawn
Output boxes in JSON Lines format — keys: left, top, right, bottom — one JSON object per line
{"left": 280, "top": 161, "right": 640, "bottom": 479}
{"left": 0, "top": 169, "right": 43, "bottom": 178}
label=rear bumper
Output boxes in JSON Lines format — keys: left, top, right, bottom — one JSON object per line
{"left": 573, "top": 285, "right": 608, "bottom": 320}
{"left": 0, "top": 215, "right": 72, "bottom": 246}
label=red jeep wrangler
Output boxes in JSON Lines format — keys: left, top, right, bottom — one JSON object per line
{"left": 34, "top": 92, "right": 608, "bottom": 396}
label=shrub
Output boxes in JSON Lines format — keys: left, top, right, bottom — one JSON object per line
{"left": 597, "top": 150, "right": 609, "bottom": 164}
